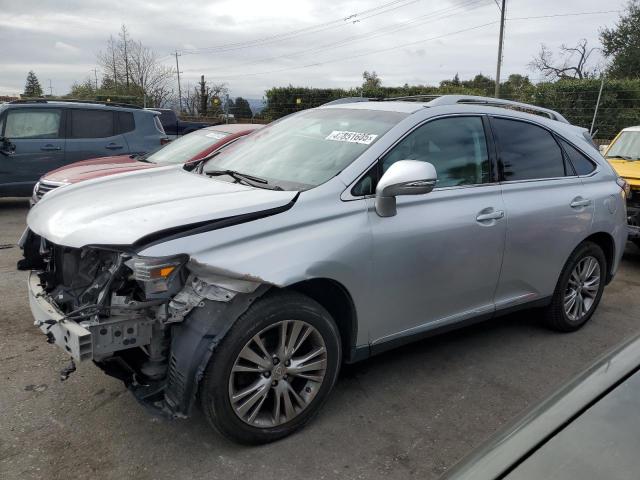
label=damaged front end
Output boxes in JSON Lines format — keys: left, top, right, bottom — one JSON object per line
{"left": 21, "top": 230, "right": 266, "bottom": 417}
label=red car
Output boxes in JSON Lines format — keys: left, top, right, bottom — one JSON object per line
{"left": 31, "top": 123, "right": 264, "bottom": 204}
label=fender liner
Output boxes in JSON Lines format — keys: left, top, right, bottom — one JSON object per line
{"left": 163, "top": 284, "right": 271, "bottom": 415}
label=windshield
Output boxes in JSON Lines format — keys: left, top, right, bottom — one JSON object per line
{"left": 146, "top": 129, "right": 230, "bottom": 164}
{"left": 606, "top": 131, "right": 640, "bottom": 160}
{"left": 203, "top": 108, "right": 407, "bottom": 189}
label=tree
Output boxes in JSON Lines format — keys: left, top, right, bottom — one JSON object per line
{"left": 183, "top": 76, "right": 227, "bottom": 117}
{"left": 23, "top": 71, "right": 43, "bottom": 97}
{"left": 96, "top": 24, "right": 175, "bottom": 107}
{"left": 439, "top": 73, "right": 462, "bottom": 88}
{"left": 69, "top": 78, "right": 96, "bottom": 98}
{"left": 362, "top": 71, "right": 381, "bottom": 89}
{"left": 500, "top": 74, "right": 533, "bottom": 99}
{"left": 231, "top": 97, "right": 253, "bottom": 118}
{"left": 601, "top": 1, "right": 640, "bottom": 78}
{"left": 462, "top": 74, "right": 495, "bottom": 95}
{"left": 530, "top": 39, "right": 597, "bottom": 80}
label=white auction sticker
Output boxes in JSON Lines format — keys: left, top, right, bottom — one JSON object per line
{"left": 325, "top": 130, "right": 378, "bottom": 145}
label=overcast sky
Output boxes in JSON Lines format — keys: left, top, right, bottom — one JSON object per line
{"left": 0, "top": 0, "right": 627, "bottom": 99}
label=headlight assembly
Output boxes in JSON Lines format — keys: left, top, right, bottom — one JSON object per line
{"left": 125, "top": 255, "right": 188, "bottom": 294}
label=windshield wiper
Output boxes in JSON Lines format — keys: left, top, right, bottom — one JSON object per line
{"left": 206, "top": 169, "right": 283, "bottom": 190}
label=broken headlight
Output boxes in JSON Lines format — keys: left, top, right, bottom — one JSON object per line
{"left": 125, "top": 254, "right": 188, "bottom": 294}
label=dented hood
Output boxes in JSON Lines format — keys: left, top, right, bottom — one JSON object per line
{"left": 27, "top": 166, "right": 297, "bottom": 248}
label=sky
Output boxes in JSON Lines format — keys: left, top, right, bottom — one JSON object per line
{"left": 0, "top": 0, "right": 628, "bottom": 100}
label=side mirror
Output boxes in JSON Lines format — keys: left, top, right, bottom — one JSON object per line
{"left": 375, "top": 160, "right": 437, "bottom": 217}
{"left": 0, "top": 137, "right": 15, "bottom": 156}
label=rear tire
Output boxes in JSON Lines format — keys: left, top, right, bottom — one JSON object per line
{"left": 544, "top": 241, "right": 606, "bottom": 332}
{"left": 200, "top": 291, "right": 342, "bottom": 444}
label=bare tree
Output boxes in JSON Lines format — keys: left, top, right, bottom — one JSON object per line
{"left": 529, "top": 39, "right": 598, "bottom": 80}
{"left": 183, "top": 76, "right": 227, "bottom": 117}
{"left": 97, "top": 25, "right": 175, "bottom": 107}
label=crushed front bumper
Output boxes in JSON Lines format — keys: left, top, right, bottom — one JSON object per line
{"left": 28, "top": 271, "right": 93, "bottom": 361}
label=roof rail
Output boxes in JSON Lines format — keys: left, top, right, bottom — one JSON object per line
{"left": 321, "top": 97, "right": 376, "bottom": 106}
{"left": 8, "top": 98, "right": 143, "bottom": 109}
{"left": 382, "top": 94, "right": 441, "bottom": 102}
{"left": 425, "top": 95, "right": 569, "bottom": 123}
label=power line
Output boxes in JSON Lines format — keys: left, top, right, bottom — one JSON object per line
{"left": 508, "top": 10, "right": 621, "bottom": 21}
{"left": 210, "top": 21, "right": 500, "bottom": 79}
{"left": 180, "top": 0, "right": 424, "bottom": 55}
{"left": 182, "top": 0, "right": 492, "bottom": 74}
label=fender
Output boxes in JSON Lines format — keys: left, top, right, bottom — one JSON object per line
{"left": 164, "top": 284, "right": 271, "bottom": 416}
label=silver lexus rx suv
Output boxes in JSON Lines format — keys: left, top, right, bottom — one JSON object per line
{"left": 21, "top": 95, "right": 628, "bottom": 444}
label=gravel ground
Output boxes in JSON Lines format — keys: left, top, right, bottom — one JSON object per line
{"left": 2, "top": 196, "right": 640, "bottom": 480}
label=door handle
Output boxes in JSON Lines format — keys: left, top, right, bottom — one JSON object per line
{"left": 105, "top": 144, "right": 124, "bottom": 150}
{"left": 476, "top": 209, "right": 505, "bottom": 222}
{"left": 570, "top": 198, "right": 592, "bottom": 208}
{"left": 40, "top": 145, "right": 61, "bottom": 151}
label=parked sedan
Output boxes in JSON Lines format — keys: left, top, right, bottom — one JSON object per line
{"left": 442, "top": 333, "right": 640, "bottom": 480}
{"left": 21, "top": 95, "right": 626, "bottom": 444}
{"left": 31, "top": 123, "right": 263, "bottom": 203}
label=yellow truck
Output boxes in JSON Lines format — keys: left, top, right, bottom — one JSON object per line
{"left": 604, "top": 126, "right": 640, "bottom": 244}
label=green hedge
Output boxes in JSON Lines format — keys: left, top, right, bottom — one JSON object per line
{"left": 263, "top": 79, "right": 640, "bottom": 140}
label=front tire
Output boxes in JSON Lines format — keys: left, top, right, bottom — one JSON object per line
{"left": 544, "top": 241, "right": 606, "bottom": 332}
{"left": 200, "top": 291, "right": 342, "bottom": 444}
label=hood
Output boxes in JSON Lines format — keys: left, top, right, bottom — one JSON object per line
{"left": 607, "top": 158, "right": 640, "bottom": 184}
{"left": 43, "top": 155, "right": 155, "bottom": 184}
{"left": 28, "top": 167, "right": 297, "bottom": 248}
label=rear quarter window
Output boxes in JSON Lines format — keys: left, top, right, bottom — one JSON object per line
{"left": 560, "top": 139, "right": 597, "bottom": 175}
{"left": 116, "top": 111, "right": 135, "bottom": 134}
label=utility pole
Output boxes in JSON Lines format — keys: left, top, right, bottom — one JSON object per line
{"left": 48, "top": 79, "right": 53, "bottom": 96}
{"left": 110, "top": 35, "right": 118, "bottom": 90}
{"left": 175, "top": 50, "right": 183, "bottom": 113}
{"left": 494, "top": 0, "right": 507, "bottom": 98}
{"left": 92, "top": 68, "right": 99, "bottom": 90}
{"left": 122, "top": 25, "right": 130, "bottom": 89}
{"left": 199, "top": 75, "right": 207, "bottom": 116}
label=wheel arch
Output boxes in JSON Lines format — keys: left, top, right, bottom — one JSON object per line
{"left": 286, "top": 278, "right": 360, "bottom": 363}
{"left": 583, "top": 232, "right": 616, "bottom": 283}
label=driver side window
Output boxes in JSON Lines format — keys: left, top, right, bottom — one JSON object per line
{"left": 382, "top": 116, "right": 491, "bottom": 188}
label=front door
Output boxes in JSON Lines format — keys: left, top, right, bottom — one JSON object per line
{"left": 0, "top": 107, "right": 65, "bottom": 196}
{"left": 366, "top": 116, "right": 506, "bottom": 346}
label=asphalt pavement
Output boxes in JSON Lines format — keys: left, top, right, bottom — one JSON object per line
{"left": 2, "top": 196, "right": 640, "bottom": 480}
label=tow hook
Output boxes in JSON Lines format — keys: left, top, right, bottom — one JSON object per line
{"left": 60, "top": 358, "right": 77, "bottom": 382}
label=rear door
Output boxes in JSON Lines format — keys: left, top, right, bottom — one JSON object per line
{"left": 490, "top": 116, "right": 594, "bottom": 310}
{"left": 64, "top": 108, "right": 129, "bottom": 162}
{"left": 0, "top": 107, "right": 65, "bottom": 196}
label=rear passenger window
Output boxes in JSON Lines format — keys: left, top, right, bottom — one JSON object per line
{"left": 116, "top": 112, "right": 135, "bottom": 134}
{"left": 560, "top": 139, "right": 596, "bottom": 175}
{"left": 69, "top": 109, "right": 114, "bottom": 138}
{"left": 492, "top": 118, "right": 566, "bottom": 181}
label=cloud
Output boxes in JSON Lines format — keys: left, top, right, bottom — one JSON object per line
{"left": 0, "top": 0, "right": 628, "bottom": 98}
{"left": 54, "top": 41, "right": 80, "bottom": 54}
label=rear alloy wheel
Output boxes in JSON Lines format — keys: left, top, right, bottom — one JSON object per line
{"left": 544, "top": 241, "right": 606, "bottom": 332}
{"left": 200, "top": 291, "right": 341, "bottom": 444}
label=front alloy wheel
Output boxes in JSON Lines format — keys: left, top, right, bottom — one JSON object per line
{"left": 200, "top": 291, "right": 341, "bottom": 444}
{"left": 229, "top": 320, "right": 327, "bottom": 427}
